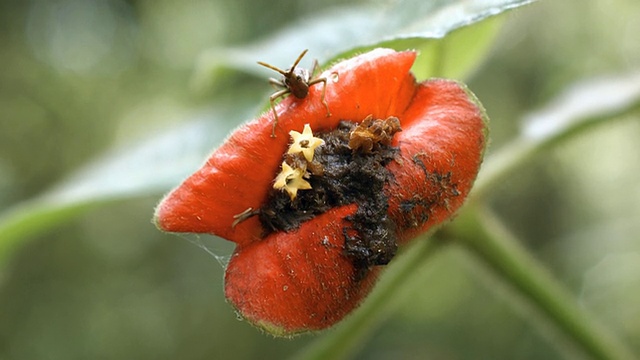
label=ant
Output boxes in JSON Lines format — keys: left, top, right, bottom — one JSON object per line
{"left": 258, "top": 49, "right": 331, "bottom": 137}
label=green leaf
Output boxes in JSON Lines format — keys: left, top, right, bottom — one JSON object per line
{"left": 193, "top": 0, "right": 535, "bottom": 89}
{"left": 0, "top": 116, "right": 230, "bottom": 263}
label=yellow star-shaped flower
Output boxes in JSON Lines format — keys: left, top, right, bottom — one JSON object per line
{"left": 273, "top": 162, "right": 312, "bottom": 200}
{"left": 288, "top": 124, "right": 325, "bottom": 162}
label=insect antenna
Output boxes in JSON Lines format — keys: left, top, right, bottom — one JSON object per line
{"left": 289, "top": 49, "right": 309, "bottom": 72}
{"left": 257, "top": 61, "right": 287, "bottom": 75}
{"left": 257, "top": 49, "right": 309, "bottom": 76}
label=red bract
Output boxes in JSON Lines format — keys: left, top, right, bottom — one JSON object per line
{"left": 154, "top": 48, "right": 488, "bottom": 336}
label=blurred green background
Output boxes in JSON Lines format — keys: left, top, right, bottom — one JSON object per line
{"left": 1, "top": 0, "right": 639, "bottom": 359}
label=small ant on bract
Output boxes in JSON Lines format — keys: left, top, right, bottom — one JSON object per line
{"left": 258, "top": 49, "right": 331, "bottom": 137}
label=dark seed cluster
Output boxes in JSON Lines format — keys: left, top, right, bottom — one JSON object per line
{"left": 259, "top": 119, "right": 401, "bottom": 271}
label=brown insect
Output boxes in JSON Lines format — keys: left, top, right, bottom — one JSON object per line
{"left": 258, "top": 49, "right": 331, "bottom": 137}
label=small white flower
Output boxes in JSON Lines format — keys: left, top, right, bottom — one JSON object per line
{"left": 273, "top": 162, "right": 312, "bottom": 200}
{"left": 288, "top": 124, "right": 325, "bottom": 162}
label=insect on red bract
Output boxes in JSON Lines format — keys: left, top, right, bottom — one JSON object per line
{"left": 258, "top": 49, "right": 331, "bottom": 137}
{"left": 154, "top": 48, "right": 488, "bottom": 336}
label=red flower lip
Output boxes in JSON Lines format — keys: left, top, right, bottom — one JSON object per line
{"left": 154, "top": 48, "right": 488, "bottom": 336}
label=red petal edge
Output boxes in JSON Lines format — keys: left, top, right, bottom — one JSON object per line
{"left": 154, "top": 48, "right": 488, "bottom": 335}
{"left": 225, "top": 204, "right": 380, "bottom": 336}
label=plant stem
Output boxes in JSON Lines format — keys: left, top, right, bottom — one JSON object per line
{"left": 451, "top": 206, "right": 636, "bottom": 360}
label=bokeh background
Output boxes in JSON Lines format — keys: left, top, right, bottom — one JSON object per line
{"left": 1, "top": 0, "right": 639, "bottom": 359}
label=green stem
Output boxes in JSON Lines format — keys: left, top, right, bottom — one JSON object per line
{"left": 451, "top": 207, "right": 636, "bottom": 360}
{"left": 292, "top": 236, "right": 446, "bottom": 360}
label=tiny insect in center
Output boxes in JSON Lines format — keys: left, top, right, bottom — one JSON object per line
{"left": 258, "top": 49, "right": 331, "bottom": 137}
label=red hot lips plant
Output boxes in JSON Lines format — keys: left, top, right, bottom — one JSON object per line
{"left": 154, "top": 48, "right": 488, "bottom": 336}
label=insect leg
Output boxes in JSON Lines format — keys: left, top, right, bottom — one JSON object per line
{"left": 268, "top": 78, "right": 285, "bottom": 91}
{"left": 310, "top": 59, "right": 320, "bottom": 78}
{"left": 269, "top": 89, "right": 290, "bottom": 137}
{"left": 309, "top": 77, "right": 330, "bottom": 117}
